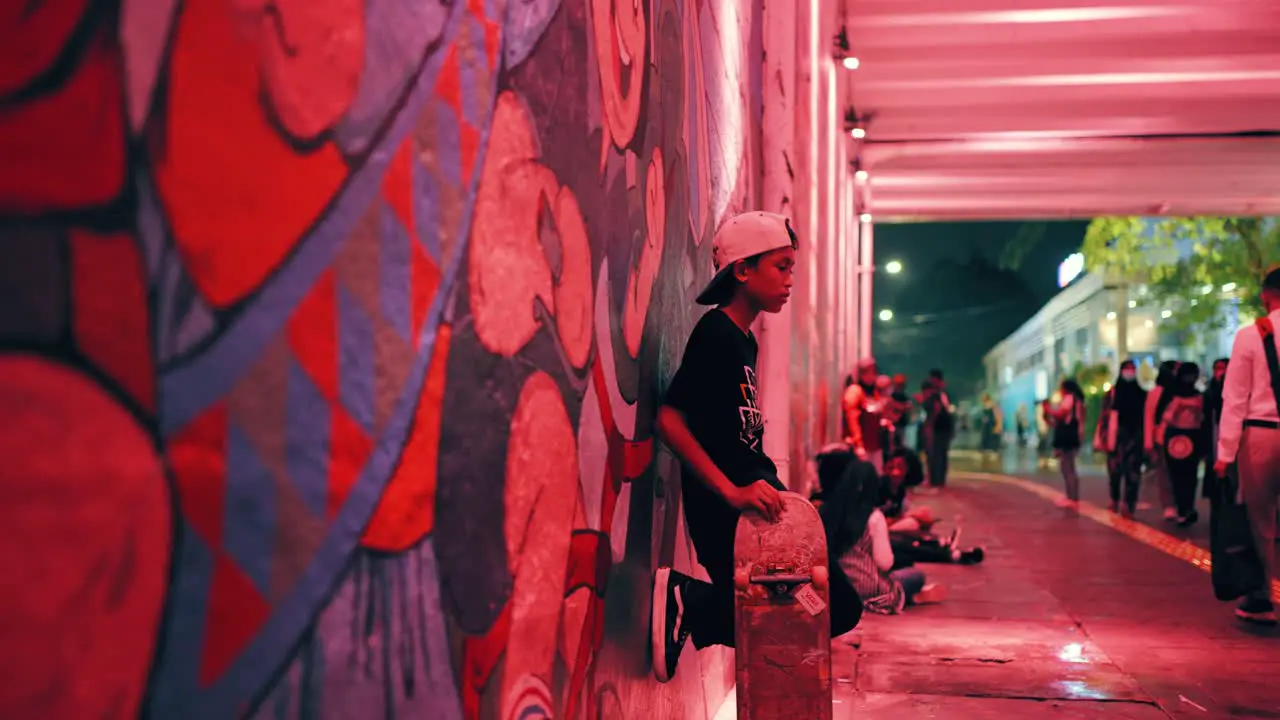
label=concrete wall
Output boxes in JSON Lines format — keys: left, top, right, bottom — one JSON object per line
{"left": 0, "top": 1, "right": 852, "bottom": 717}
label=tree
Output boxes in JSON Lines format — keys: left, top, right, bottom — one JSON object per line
{"left": 1071, "top": 361, "right": 1112, "bottom": 394}
{"left": 1080, "top": 217, "right": 1280, "bottom": 338}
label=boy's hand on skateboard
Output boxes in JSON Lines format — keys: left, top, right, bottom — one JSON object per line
{"left": 729, "top": 480, "right": 784, "bottom": 522}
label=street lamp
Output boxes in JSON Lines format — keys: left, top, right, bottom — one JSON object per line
{"left": 885, "top": 260, "right": 903, "bottom": 275}
{"left": 878, "top": 309, "right": 894, "bottom": 322}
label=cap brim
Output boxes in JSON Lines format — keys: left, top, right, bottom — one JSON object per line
{"left": 695, "top": 266, "right": 737, "bottom": 306}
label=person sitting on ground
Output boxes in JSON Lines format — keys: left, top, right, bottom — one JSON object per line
{"left": 877, "top": 447, "right": 932, "bottom": 533}
{"left": 819, "top": 451, "right": 948, "bottom": 614}
{"left": 879, "top": 448, "right": 984, "bottom": 566}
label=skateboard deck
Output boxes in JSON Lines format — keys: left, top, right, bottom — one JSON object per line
{"left": 733, "top": 491, "right": 832, "bottom": 720}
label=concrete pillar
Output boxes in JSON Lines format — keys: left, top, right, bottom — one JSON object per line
{"left": 840, "top": 131, "right": 854, "bottom": 371}
{"left": 859, "top": 215, "right": 874, "bottom": 362}
{"left": 818, "top": 0, "right": 842, "bottom": 443}
{"left": 791, "top": 0, "right": 821, "bottom": 494}
{"left": 823, "top": 60, "right": 840, "bottom": 441}
{"left": 835, "top": 135, "right": 847, "bottom": 386}
{"left": 757, "top": 0, "right": 797, "bottom": 488}
{"left": 844, "top": 172, "right": 855, "bottom": 363}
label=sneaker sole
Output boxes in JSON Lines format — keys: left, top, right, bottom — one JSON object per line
{"left": 1235, "top": 609, "right": 1278, "bottom": 625}
{"left": 651, "top": 567, "right": 673, "bottom": 682}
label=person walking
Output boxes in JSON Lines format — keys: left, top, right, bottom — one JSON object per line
{"left": 978, "top": 394, "right": 1003, "bottom": 467}
{"left": 1049, "top": 379, "right": 1087, "bottom": 508}
{"left": 1203, "top": 358, "right": 1229, "bottom": 499}
{"left": 1145, "top": 360, "right": 1181, "bottom": 520}
{"left": 1214, "top": 266, "right": 1280, "bottom": 625}
{"left": 1161, "top": 362, "right": 1209, "bottom": 526}
{"left": 1095, "top": 360, "right": 1147, "bottom": 517}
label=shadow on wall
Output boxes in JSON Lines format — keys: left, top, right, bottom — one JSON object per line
{"left": 0, "top": 0, "right": 760, "bottom": 718}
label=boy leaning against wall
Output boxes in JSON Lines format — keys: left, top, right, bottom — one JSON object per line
{"left": 650, "top": 211, "right": 861, "bottom": 683}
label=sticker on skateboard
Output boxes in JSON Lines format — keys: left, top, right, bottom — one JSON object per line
{"left": 794, "top": 584, "right": 827, "bottom": 617}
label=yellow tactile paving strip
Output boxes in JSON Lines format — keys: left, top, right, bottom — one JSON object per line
{"left": 953, "top": 471, "right": 1280, "bottom": 604}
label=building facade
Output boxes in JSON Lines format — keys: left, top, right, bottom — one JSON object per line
{"left": 983, "top": 263, "right": 1240, "bottom": 436}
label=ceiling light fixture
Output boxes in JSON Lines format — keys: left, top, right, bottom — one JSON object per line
{"left": 834, "top": 27, "right": 858, "bottom": 70}
{"left": 844, "top": 107, "right": 871, "bottom": 140}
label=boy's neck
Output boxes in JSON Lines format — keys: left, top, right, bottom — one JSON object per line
{"left": 719, "top": 297, "right": 760, "bottom": 333}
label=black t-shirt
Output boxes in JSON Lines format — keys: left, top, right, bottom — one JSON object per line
{"left": 665, "top": 309, "right": 779, "bottom": 570}
{"left": 925, "top": 391, "right": 953, "bottom": 435}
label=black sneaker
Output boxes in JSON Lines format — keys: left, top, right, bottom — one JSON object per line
{"left": 651, "top": 567, "right": 692, "bottom": 682}
{"left": 1235, "top": 597, "right": 1278, "bottom": 625}
{"left": 958, "top": 547, "right": 985, "bottom": 565}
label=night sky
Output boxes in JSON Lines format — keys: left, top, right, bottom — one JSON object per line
{"left": 870, "top": 221, "right": 1087, "bottom": 397}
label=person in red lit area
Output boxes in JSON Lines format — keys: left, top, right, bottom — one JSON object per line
{"left": 916, "top": 371, "right": 956, "bottom": 488}
{"left": 878, "top": 448, "right": 984, "bottom": 566}
{"left": 843, "top": 358, "right": 888, "bottom": 473}
{"left": 1213, "top": 265, "right": 1280, "bottom": 625}
{"left": 649, "top": 212, "right": 862, "bottom": 682}
{"left": 1046, "top": 379, "right": 1088, "bottom": 508}
{"left": 814, "top": 446, "right": 983, "bottom": 566}
{"left": 886, "top": 374, "right": 914, "bottom": 450}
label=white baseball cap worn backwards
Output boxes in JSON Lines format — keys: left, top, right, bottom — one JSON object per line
{"left": 695, "top": 211, "right": 797, "bottom": 306}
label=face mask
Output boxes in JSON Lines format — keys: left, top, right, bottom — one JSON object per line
{"left": 1121, "top": 370, "right": 1136, "bottom": 381}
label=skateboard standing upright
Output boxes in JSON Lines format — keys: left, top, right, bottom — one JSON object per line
{"left": 733, "top": 491, "right": 832, "bottom": 719}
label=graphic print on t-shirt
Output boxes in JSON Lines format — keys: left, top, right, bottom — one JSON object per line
{"left": 738, "top": 366, "right": 764, "bottom": 450}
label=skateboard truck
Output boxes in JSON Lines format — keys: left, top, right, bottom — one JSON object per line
{"left": 750, "top": 564, "right": 812, "bottom": 596}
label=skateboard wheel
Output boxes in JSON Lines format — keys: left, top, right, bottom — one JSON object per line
{"left": 811, "top": 565, "right": 828, "bottom": 592}
{"left": 734, "top": 568, "right": 750, "bottom": 591}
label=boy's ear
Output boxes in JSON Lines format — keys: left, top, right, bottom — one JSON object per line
{"left": 732, "top": 260, "right": 750, "bottom": 282}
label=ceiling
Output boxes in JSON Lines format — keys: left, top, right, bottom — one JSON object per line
{"left": 842, "top": 0, "right": 1280, "bottom": 221}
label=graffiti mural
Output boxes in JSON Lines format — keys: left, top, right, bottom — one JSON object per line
{"left": 0, "top": 0, "right": 758, "bottom": 717}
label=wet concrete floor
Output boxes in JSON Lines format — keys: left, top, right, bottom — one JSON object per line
{"left": 825, "top": 469, "right": 1280, "bottom": 719}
